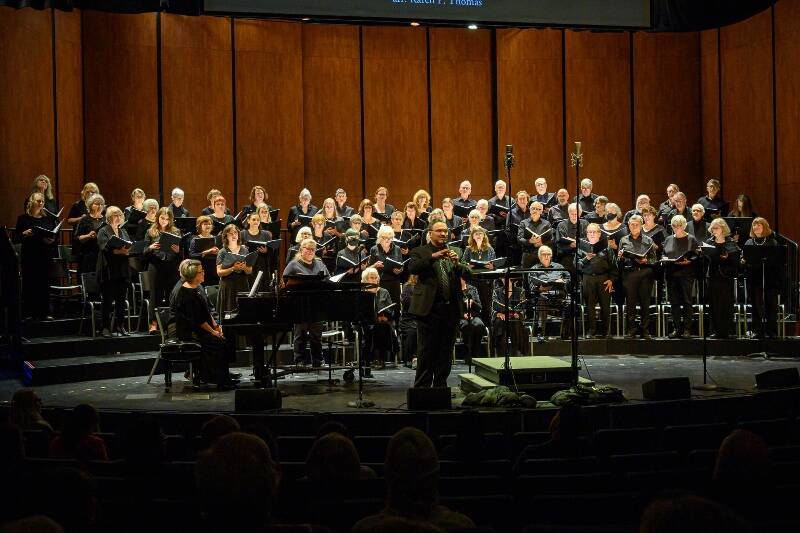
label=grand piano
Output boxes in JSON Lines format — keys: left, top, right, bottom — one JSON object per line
{"left": 223, "top": 276, "right": 377, "bottom": 387}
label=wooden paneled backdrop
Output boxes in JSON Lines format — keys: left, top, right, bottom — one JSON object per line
{"left": 1, "top": 4, "right": 799, "bottom": 243}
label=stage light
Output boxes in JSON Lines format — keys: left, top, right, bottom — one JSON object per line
{"left": 301, "top": 17, "right": 310, "bottom": 21}
{"left": 410, "top": 22, "right": 420, "bottom": 27}
{"left": 467, "top": 24, "right": 478, "bottom": 30}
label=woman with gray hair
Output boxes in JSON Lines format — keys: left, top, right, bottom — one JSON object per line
{"left": 662, "top": 214, "right": 700, "bottom": 338}
{"left": 703, "top": 217, "right": 740, "bottom": 339}
{"left": 74, "top": 193, "right": 107, "bottom": 275}
{"left": 288, "top": 188, "right": 318, "bottom": 241}
{"left": 96, "top": 206, "right": 131, "bottom": 337}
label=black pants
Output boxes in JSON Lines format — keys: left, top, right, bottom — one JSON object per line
{"left": 148, "top": 261, "right": 179, "bottom": 323}
{"left": 399, "top": 320, "right": 418, "bottom": 363}
{"left": 709, "top": 276, "right": 735, "bottom": 338}
{"left": 748, "top": 283, "right": 778, "bottom": 337}
{"left": 293, "top": 322, "right": 323, "bottom": 363}
{"left": 582, "top": 274, "right": 611, "bottom": 336}
{"left": 21, "top": 261, "right": 51, "bottom": 320}
{"left": 623, "top": 268, "right": 654, "bottom": 333}
{"left": 667, "top": 275, "right": 694, "bottom": 334}
{"left": 194, "top": 332, "right": 231, "bottom": 385}
{"left": 101, "top": 278, "right": 128, "bottom": 330}
{"left": 415, "top": 303, "right": 459, "bottom": 387}
{"left": 363, "top": 322, "right": 393, "bottom": 365}
{"left": 493, "top": 317, "right": 527, "bottom": 356}
{"left": 459, "top": 317, "right": 487, "bottom": 360}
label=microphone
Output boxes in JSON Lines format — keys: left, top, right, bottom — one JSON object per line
{"left": 504, "top": 144, "right": 515, "bottom": 170}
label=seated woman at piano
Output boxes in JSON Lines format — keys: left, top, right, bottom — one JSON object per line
{"left": 188, "top": 216, "right": 220, "bottom": 287}
{"left": 370, "top": 225, "right": 404, "bottom": 305}
{"left": 361, "top": 267, "right": 396, "bottom": 372}
{"left": 240, "top": 212, "right": 272, "bottom": 287}
{"left": 286, "top": 226, "right": 313, "bottom": 265}
{"left": 283, "top": 237, "right": 330, "bottom": 366}
{"left": 216, "top": 224, "right": 252, "bottom": 321}
{"left": 143, "top": 207, "right": 182, "bottom": 334}
{"left": 14, "top": 192, "right": 59, "bottom": 322}
{"left": 171, "top": 259, "right": 236, "bottom": 389}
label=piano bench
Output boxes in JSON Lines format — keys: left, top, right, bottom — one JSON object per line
{"left": 159, "top": 340, "right": 202, "bottom": 391}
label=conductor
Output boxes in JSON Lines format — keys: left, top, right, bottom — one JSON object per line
{"left": 408, "top": 221, "right": 473, "bottom": 388}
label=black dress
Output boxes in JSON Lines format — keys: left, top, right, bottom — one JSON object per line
{"left": 188, "top": 235, "right": 220, "bottom": 286}
{"left": 240, "top": 228, "right": 273, "bottom": 287}
{"left": 96, "top": 225, "right": 132, "bottom": 330}
{"left": 743, "top": 235, "right": 781, "bottom": 338}
{"left": 143, "top": 230, "right": 181, "bottom": 324}
{"left": 74, "top": 215, "right": 105, "bottom": 276}
{"left": 704, "top": 236, "right": 740, "bottom": 338}
{"left": 370, "top": 243, "right": 403, "bottom": 304}
{"left": 216, "top": 246, "right": 251, "bottom": 319}
{"left": 14, "top": 214, "right": 57, "bottom": 320}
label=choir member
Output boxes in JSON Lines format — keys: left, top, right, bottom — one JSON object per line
{"left": 729, "top": 194, "right": 757, "bottom": 218}
{"left": 67, "top": 182, "right": 100, "bottom": 229}
{"left": 201, "top": 189, "right": 230, "bottom": 216}
{"left": 358, "top": 199, "right": 381, "bottom": 234}
{"left": 240, "top": 212, "right": 272, "bottom": 287}
{"left": 373, "top": 186, "right": 395, "bottom": 218}
{"left": 463, "top": 226, "right": 495, "bottom": 327}
{"left": 584, "top": 195, "right": 609, "bottom": 225}
{"left": 168, "top": 188, "right": 190, "bottom": 218}
{"left": 618, "top": 215, "right": 657, "bottom": 339}
{"left": 320, "top": 197, "right": 345, "bottom": 239}
{"left": 123, "top": 188, "right": 146, "bottom": 235}
{"left": 547, "top": 189, "right": 570, "bottom": 225}
{"left": 171, "top": 259, "right": 235, "bottom": 389}
{"left": 96, "top": 206, "right": 131, "bottom": 337}
{"left": 529, "top": 245, "right": 572, "bottom": 340}
{"left": 601, "top": 203, "right": 627, "bottom": 250}
{"left": 399, "top": 275, "right": 419, "bottom": 367}
{"left": 555, "top": 203, "right": 588, "bottom": 278}
{"left": 462, "top": 210, "right": 482, "bottom": 239}
{"left": 453, "top": 180, "right": 477, "bottom": 211}
{"left": 665, "top": 192, "right": 691, "bottom": 231}
{"left": 578, "top": 223, "right": 615, "bottom": 338}
{"left": 370, "top": 225, "right": 404, "bottom": 305}
{"left": 136, "top": 199, "right": 159, "bottom": 241}
{"left": 475, "top": 199, "right": 496, "bottom": 231}
{"left": 283, "top": 238, "right": 330, "bottom": 365}
{"left": 402, "top": 202, "right": 425, "bottom": 232}
{"left": 533, "top": 177, "right": 555, "bottom": 213}
{"left": 518, "top": 200, "right": 552, "bottom": 269}
{"left": 347, "top": 214, "right": 368, "bottom": 241}
{"left": 413, "top": 190, "right": 432, "bottom": 215}
{"left": 506, "top": 190, "right": 530, "bottom": 266}
{"left": 336, "top": 229, "right": 367, "bottom": 282}
{"left": 642, "top": 206, "right": 666, "bottom": 254}
{"left": 623, "top": 194, "right": 651, "bottom": 225}
{"left": 493, "top": 278, "right": 527, "bottom": 354}
{"left": 334, "top": 188, "right": 355, "bottom": 217}
{"left": 188, "top": 216, "right": 220, "bottom": 287}
{"left": 460, "top": 278, "right": 487, "bottom": 360}
{"left": 216, "top": 224, "right": 252, "bottom": 319}
{"left": 574, "top": 178, "right": 598, "bottom": 215}
{"left": 74, "top": 194, "right": 106, "bottom": 276}
{"left": 242, "top": 186, "right": 269, "bottom": 217}
{"left": 286, "top": 227, "right": 313, "bottom": 264}
{"left": 657, "top": 183, "right": 680, "bottom": 225}
{"left": 361, "top": 267, "right": 396, "bottom": 371}
{"left": 288, "top": 188, "right": 318, "bottom": 241}
{"left": 703, "top": 218, "right": 740, "bottom": 339}
{"left": 688, "top": 204, "right": 710, "bottom": 242}
{"left": 311, "top": 213, "right": 336, "bottom": 273}
{"left": 256, "top": 203, "right": 272, "bottom": 225}
{"left": 23, "top": 175, "right": 58, "bottom": 215}
{"left": 488, "top": 179, "right": 511, "bottom": 226}
{"left": 143, "top": 207, "right": 181, "bottom": 334}
{"left": 744, "top": 217, "right": 779, "bottom": 339}
{"left": 662, "top": 215, "right": 700, "bottom": 338}
{"left": 698, "top": 178, "right": 728, "bottom": 221}
{"left": 441, "top": 197, "right": 463, "bottom": 235}
{"left": 390, "top": 211, "right": 410, "bottom": 255}
{"left": 14, "top": 192, "right": 58, "bottom": 321}
{"left": 210, "top": 196, "right": 234, "bottom": 229}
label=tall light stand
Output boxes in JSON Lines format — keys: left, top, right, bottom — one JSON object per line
{"left": 569, "top": 142, "right": 583, "bottom": 387}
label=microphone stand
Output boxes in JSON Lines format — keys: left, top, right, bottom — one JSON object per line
{"left": 569, "top": 142, "right": 583, "bottom": 387}
{"left": 502, "top": 146, "right": 516, "bottom": 390}
{"left": 693, "top": 252, "right": 717, "bottom": 391}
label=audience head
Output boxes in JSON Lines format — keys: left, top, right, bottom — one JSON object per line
{"left": 195, "top": 432, "right": 279, "bottom": 530}
{"left": 316, "top": 420, "right": 353, "bottom": 441}
{"left": 639, "top": 494, "right": 747, "bottom": 533}
{"left": 713, "top": 429, "right": 771, "bottom": 484}
{"left": 384, "top": 428, "right": 440, "bottom": 517}
{"left": 0, "top": 515, "right": 64, "bottom": 533}
{"left": 10, "top": 388, "right": 47, "bottom": 430}
{"left": 62, "top": 404, "right": 100, "bottom": 449}
{"left": 200, "top": 414, "right": 241, "bottom": 450}
{"left": 39, "top": 468, "right": 96, "bottom": 532}
{"left": 306, "top": 432, "right": 362, "bottom": 484}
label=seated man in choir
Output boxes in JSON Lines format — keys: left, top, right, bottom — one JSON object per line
{"left": 518, "top": 200, "right": 552, "bottom": 268}
{"left": 533, "top": 177, "right": 555, "bottom": 213}
{"left": 453, "top": 180, "right": 477, "bottom": 211}
{"left": 528, "top": 245, "right": 572, "bottom": 340}
{"left": 475, "top": 199, "right": 496, "bottom": 231}
{"left": 662, "top": 214, "right": 700, "bottom": 338}
{"left": 361, "top": 267, "right": 396, "bottom": 372}
{"left": 547, "top": 188, "right": 570, "bottom": 225}
{"left": 460, "top": 278, "right": 487, "bottom": 361}
{"left": 171, "top": 259, "right": 236, "bottom": 389}
{"left": 168, "top": 187, "right": 190, "bottom": 218}
{"left": 283, "top": 238, "right": 330, "bottom": 365}
{"left": 623, "top": 194, "right": 651, "bottom": 224}
{"left": 554, "top": 203, "right": 588, "bottom": 278}
{"left": 573, "top": 178, "right": 598, "bottom": 215}
{"left": 688, "top": 203, "right": 710, "bottom": 242}
{"left": 334, "top": 188, "right": 355, "bottom": 217}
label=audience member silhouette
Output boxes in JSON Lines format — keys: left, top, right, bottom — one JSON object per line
{"left": 199, "top": 414, "right": 240, "bottom": 451}
{"left": 48, "top": 404, "right": 108, "bottom": 462}
{"left": 514, "top": 404, "right": 591, "bottom": 472}
{"left": 9, "top": 389, "right": 53, "bottom": 435}
{"left": 639, "top": 494, "right": 748, "bottom": 533}
{"left": 711, "top": 429, "right": 773, "bottom": 522}
{"left": 39, "top": 467, "right": 97, "bottom": 533}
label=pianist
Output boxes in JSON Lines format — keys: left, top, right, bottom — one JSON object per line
{"left": 282, "top": 238, "right": 330, "bottom": 366}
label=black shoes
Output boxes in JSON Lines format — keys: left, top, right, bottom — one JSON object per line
{"left": 229, "top": 372, "right": 242, "bottom": 380}
{"left": 115, "top": 327, "right": 130, "bottom": 337}
{"left": 641, "top": 331, "right": 652, "bottom": 340}
{"left": 101, "top": 328, "right": 112, "bottom": 338}
{"left": 668, "top": 330, "right": 681, "bottom": 339}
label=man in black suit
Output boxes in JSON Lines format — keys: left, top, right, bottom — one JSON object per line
{"left": 408, "top": 221, "right": 473, "bottom": 388}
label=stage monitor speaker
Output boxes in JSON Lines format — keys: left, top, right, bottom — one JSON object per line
{"left": 755, "top": 368, "right": 800, "bottom": 389}
{"left": 407, "top": 387, "right": 452, "bottom": 410}
{"left": 235, "top": 388, "right": 282, "bottom": 411}
{"left": 642, "top": 377, "right": 691, "bottom": 401}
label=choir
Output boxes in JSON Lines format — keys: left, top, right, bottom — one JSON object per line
{"left": 10, "top": 174, "right": 791, "bottom": 375}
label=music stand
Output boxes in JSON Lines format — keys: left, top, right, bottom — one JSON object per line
{"left": 743, "top": 245, "right": 787, "bottom": 343}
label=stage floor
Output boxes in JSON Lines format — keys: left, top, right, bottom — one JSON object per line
{"left": 2, "top": 352, "right": 799, "bottom": 412}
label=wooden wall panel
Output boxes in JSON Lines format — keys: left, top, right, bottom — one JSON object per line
{"left": 302, "top": 24, "right": 362, "bottom": 206}
{"left": 162, "top": 14, "right": 233, "bottom": 216}
{"left": 0, "top": 7, "right": 54, "bottom": 227}
{"left": 83, "top": 12, "right": 158, "bottom": 210}
{"left": 721, "top": 9, "right": 774, "bottom": 223}
{"left": 235, "top": 19, "right": 304, "bottom": 223}
{"left": 775, "top": 0, "right": 800, "bottom": 240}
{"left": 700, "top": 30, "right": 721, "bottom": 183}
{"left": 633, "top": 32, "right": 702, "bottom": 204}
{"left": 55, "top": 9, "right": 84, "bottom": 209}
{"left": 565, "top": 31, "right": 631, "bottom": 209}
{"left": 497, "top": 28, "right": 564, "bottom": 193}
{"left": 363, "top": 26, "right": 429, "bottom": 210}
{"left": 430, "top": 28, "right": 493, "bottom": 202}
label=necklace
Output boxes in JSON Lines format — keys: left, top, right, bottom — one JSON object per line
{"left": 753, "top": 236, "right": 766, "bottom": 246}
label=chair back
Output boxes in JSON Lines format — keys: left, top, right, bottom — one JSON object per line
{"left": 81, "top": 272, "right": 102, "bottom": 301}
{"left": 154, "top": 306, "right": 172, "bottom": 344}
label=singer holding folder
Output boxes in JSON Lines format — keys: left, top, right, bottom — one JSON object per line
{"left": 618, "top": 215, "right": 657, "bottom": 339}
{"left": 143, "top": 207, "right": 181, "bottom": 334}
{"left": 15, "top": 192, "right": 59, "bottom": 321}
{"left": 96, "top": 207, "right": 132, "bottom": 337}
{"left": 216, "top": 224, "right": 252, "bottom": 319}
